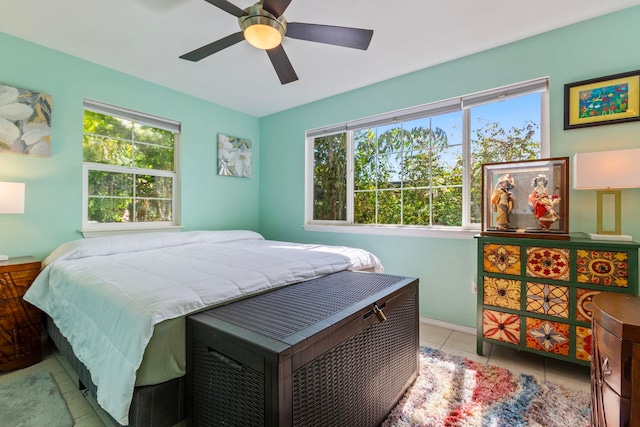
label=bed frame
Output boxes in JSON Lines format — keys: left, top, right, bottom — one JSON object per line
{"left": 46, "top": 316, "right": 186, "bottom": 427}
{"left": 45, "top": 268, "right": 383, "bottom": 426}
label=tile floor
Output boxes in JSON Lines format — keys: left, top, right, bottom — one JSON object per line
{"left": 1, "top": 321, "right": 591, "bottom": 426}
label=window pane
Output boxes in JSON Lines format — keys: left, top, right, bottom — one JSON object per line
{"left": 377, "top": 153, "right": 402, "bottom": 189}
{"left": 354, "top": 129, "right": 377, "bottom": 191}
{"left": 402, "top": 188, "right": 430, "bottom": 225}
{"left": 376, "top": 124, "right": 402, "bottom": 154}
{"left": 313, "top": 134, "right": 347, "bottom": 220}
{"left": 136, "top": 175, "right": 173, "bottom": 199}
{"left": 469, "top": 93, "right": 541, "bottom": 223}
{"left": 133, "top": 143, "right": 174, "bottom": 171}
{"left": 377, "top": 190, "right": 401, "bottom": 224}
{"left": 403, "top": 150, "right": 430, "bottom": 187}
{"left": 354, "top": 191, "right": 376, "bottom": 224}
{"left": 87, "top": 197, "right": 133, "bottom": 223}
{"left": 88, "top": 170, "right": 133, "bottom": 197}
{"left": 83, "top": 135, "right": 132, "bottom": 166}
{"left": 83, "top": 111, "right": 133, "bottom": 140}
{"left": 432, "top": 186, "right": 462, "bottom": 226}
{"left": 135, "top": 199, "right": 172, "bottom": 222}
{"left": 134, "top": 123, "right": 174, "bottom": 147}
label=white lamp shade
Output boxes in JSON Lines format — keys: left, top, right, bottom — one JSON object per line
{"left": 0, "top": 182, "right": 25, "bottom": 214}
{"left": 573, "top": 148, "right": 640, "bottom": 190}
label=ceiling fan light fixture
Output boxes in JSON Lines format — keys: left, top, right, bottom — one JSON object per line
{"left": 240, "top": 4, "right": 287, "bottom": 50}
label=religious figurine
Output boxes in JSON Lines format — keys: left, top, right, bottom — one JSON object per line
{"left": 491, "top": 174, "right": 515, "bottom": 230}
{"left": 528, "top": 174, "right": 561, "bottom": 230}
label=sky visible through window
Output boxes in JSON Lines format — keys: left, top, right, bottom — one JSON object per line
{"left": 366, "top": 93, "right": 540, "bottom": 176}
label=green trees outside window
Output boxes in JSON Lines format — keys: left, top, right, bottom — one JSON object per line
{"left": 83, "top": 108, "right": 177, "bottom": 225}
{"left": 310, "top": 89, "right": 542, "bottom": 229}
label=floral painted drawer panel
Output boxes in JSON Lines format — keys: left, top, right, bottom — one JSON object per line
{"left": 525, "top": 317, "right": 569, "bottom": 356}
{"left": 576, "top": 288, "right": 600, "bottom": 323}
{"left": 482, "top": 309, "right": 520, "bottom": 346}
{"left": 483, "top": 277, "right": 520, "bottom": 310}
{"left": 525, "top": 247, "right": 570, "bottom": 281}
{"left": 483, "top": 244, "right": 520, "bottom": 275}
{"left": 575, "top": 326, "right": 592, "bottom": 362}
{"left": 576, "top": 249, "right": 629, "bottom": 287}
{"left": 525, "top": 282, "right": 569, "bottom": 318}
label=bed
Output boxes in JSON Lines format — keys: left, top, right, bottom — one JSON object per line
{"left": 24, "top": 230, "right": 383, "bottom": 426}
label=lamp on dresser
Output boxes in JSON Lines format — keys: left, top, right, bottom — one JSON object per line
{"left": 0, "top": 181, "right": 25, "bottom": 261}
{"left": 573, "top": 148, "right": 640, "bottom": 241}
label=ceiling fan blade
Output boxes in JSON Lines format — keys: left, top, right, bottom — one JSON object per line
{"left": 203, "top": 0, "right": 247, "bottom": 18}
{"left": 266, "top": 45, "right": 298, "bottom": 85}
{"left": 286, "top": 23, "right": 373, "bottom": 50}
{"left": 179, "top": 32, "right": 245, "bottom": 62}
{"left": 262, "top": 0, "right": 292, "bottom": 17}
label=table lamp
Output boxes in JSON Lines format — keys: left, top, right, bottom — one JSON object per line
{"left": 573, "top": 148, "right": 640, "bottom": 241}
{"left": 0, "top": 181, "right": 25, "bottom": 261}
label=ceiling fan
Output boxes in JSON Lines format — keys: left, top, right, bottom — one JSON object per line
{"left": 179, "top": 0, "right": 374, "bottom": 85}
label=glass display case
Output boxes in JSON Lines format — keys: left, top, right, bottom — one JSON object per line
{"left": 481, "top": 157, "right": 569, "bottom": 240}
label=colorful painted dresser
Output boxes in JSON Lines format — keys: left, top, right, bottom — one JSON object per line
{"left": 476, "top": 235, "right": 639, "bottom": 365}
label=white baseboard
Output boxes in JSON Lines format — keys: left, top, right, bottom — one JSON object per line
{"left": 419, "top": 316, "right": 476, "bottom": 335}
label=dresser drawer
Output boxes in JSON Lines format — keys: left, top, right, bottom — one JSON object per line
{"left": 600, "top": 381, "right": 631, "bottom": 427}
{"left": 594, "top": 320, "right": 632, "bottom": 397}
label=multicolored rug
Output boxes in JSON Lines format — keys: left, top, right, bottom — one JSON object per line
{"left": 382, "top": 347, "right": 591, "bottom": 427}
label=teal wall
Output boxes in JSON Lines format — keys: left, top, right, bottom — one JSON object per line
{"left": 0, "top": 32, "right": 260, "bottom": 260}
{"left": 3, "top": 7, "right": 640, "bottom": 328}
{"left": 259, "top": 7, "right": 640, "bottom": 327}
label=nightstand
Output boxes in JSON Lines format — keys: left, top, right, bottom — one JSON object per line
{"left": 591, "top": 292, "right": 640, "bottom": 427}
{"left": 0, "top": 256, "right": 42, "bottom": 371}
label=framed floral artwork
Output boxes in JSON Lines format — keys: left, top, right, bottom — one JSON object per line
{"left": 0, "top": 82, "right": 52, "bottom": 156}
{"left": 564, "top": 70, "right": 640, "bottom": 130}
{"left": 217, "top": 133, "right": 252, "bottom": 178}
{"left": 481, "top": 157, "right": 569, "bottom": 240}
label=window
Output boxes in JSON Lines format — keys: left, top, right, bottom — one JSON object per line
{"left": 82, "top": 100, "right": 181, "bottom": 232}
{"left": 306, "top": 78, "right": 548, "bottom": 236}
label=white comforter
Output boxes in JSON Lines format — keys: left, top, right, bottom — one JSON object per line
{"left": 24, "top": 230, "right": 382, "bottom": 425}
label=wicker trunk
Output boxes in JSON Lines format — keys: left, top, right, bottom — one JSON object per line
{"left": 186, "top": 271, "right": 419, "bottom": 427}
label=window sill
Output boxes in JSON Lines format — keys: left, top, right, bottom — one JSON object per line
{"left": 80, "top": 225, "right": 183, "bottom": 238}
{"left": 303, "top": 224, "right": 479, "bottom": 240}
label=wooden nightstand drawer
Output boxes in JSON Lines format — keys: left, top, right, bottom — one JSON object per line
{"left": 0, "top": 298, "right": 41, "bottom": 329}
{"left": 0, "top": 256, "right": 42, "bottom": 371}
{"left": 0, "top": 323, "right": 41, "bottom": 370}
{"left": 0, "top": 269, "right": 40, "bottom": 298}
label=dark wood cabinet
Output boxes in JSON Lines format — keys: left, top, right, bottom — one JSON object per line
{"left": 0, "top": 256, "right": 42, "bottom": 371}
{"left": 591, "top": 292, "right": 640, "bottom": 427}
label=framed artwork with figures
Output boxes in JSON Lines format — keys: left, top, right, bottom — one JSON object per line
{"left": 481, "top": 157, "right": 569, "bottom": 240}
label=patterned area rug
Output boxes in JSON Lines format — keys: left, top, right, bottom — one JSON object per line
{"left": 383, "top": 347, "right": 591, "bottom": 427}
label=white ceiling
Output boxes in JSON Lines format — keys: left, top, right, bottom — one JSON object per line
{"left": 2, "top": 0, "right": 640, "bottom": 117}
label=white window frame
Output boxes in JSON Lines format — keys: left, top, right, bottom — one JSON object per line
{"left": 304, "top": 78, "right": 550, "bottom": 239}
{"left": 81, "top": 100, "right": 182, "bottom": 236}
